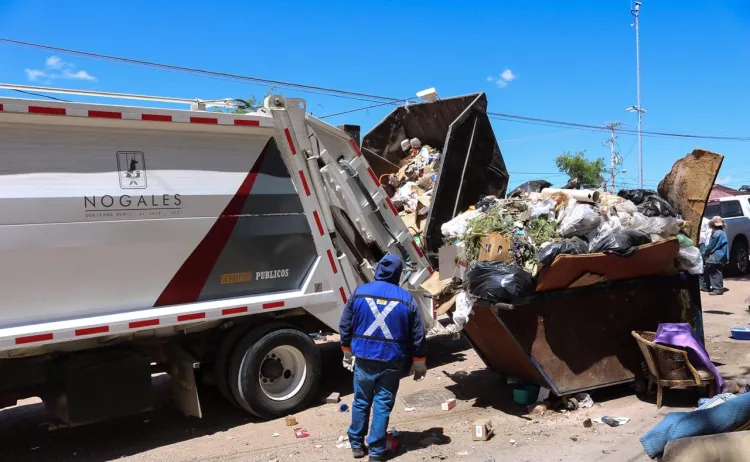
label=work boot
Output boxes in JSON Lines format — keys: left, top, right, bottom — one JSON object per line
{"left": 351, "top": 447, "right": 366, "bottom": 459}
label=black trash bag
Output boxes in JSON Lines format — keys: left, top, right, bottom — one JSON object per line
{"left": 638, "top": 195, "right": 678, "bottom": 218}
{"left": 536, "top": 237, "right": 590, "bottom": 265}
{"left": 474, "top": 195, "right": 498, "bottom": 212}
{"left": 617, "top": 188, "right": 658, "bottom": 205}
{"left": 507, "top": 180, "right": 552, "bottom": 198}
{"left": 590, "top": 229, "right": 652, "bottom": 257}
{"left": 464, "top": 262, "right": 535, "bottom": 304}
{"left": 561, "top": 177, "right": 581, "bottom": 190}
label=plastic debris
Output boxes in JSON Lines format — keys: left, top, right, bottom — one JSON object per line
{"left": 464, "top": 262, "right": 535, "bottom": 304}
{"left": 338, "top": 403, "right": 349, "bottom": 412}
{"left": 441, "top": 398, "right": 457, "bottom": 411}
{"left": 293, "top": 428, "right": 309, "bottom": 438}
{"left": 404, "top": 407, "right": 416, "bottom": 412}
{"left": 574, "top": 393, "right": 594, "bottom": 409}
{"left": 272, "top": 432, "right": 280, "bottom": 437}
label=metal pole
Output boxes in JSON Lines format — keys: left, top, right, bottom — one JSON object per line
{"left": 635, "top": 6, "right": 643, "bottom": 189}
{"left": 610, "top": 126, "right": 617, "bottom": 193}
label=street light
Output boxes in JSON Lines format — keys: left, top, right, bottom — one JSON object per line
{"left": 630, "top": 1, "right": 644, "bottom": 188}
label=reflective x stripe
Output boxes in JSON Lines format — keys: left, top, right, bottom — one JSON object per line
{"left": 362, "top": 298, "right": 399, "bottom": 339}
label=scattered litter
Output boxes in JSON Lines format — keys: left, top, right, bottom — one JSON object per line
{"left": 574, "top": 393, "right": 594, "bottom": 409}
{"left": 527, "top": 403, "right": 547, "bottom": 417}
{"left": 509, "top": 439, "right": 517, "bottom": 447}
{"left": 583, "top": 418, "right": 592, "bottom": 428}
{"left": 536, "top": 386, "right": 551, "bottom": 403}
{"left": 597, "top": 416, "right": 630, "bottom": 427}
{"left": 226, "top": 436, "right": 234, "bottom": 440}
{"left": 386, "top": 433, "right": 400, "bottom": 451}
{"left": 335, "top": 442, "right": 351, "bottom": 449}
{"left": 336, "top": 435, "right": 348, "bottom": 443}
{"left": 472, "top": 420, "right": 493, "bottom": 441}
{"left": 441, "top": 398, "right": 457, "bottom": 411}
{"left": 293, "top": 427, "right": 310, "bottom": 438}
{"left": 326, "top": 392, "right": 341, "bottom": 404}
{"left": 284, "top": 416, "right": 298, "bottom": 426}
{"left": 314, "top": 445, "right": 322, "bottom": 449}
{"left": 338, "top": 403, "right": 349, "bottom": 412}
{"left": 570, "top": 435, "right": 579, "bottom": 442}
{"left": 30, "top": 447, "right": 40, "bottom": 451}
{"left": 404, "top": 407, "right": 417, "bottom": 412}
{"left": 698, "top": 393, "right": 736, "bottom": 410}
{"left": 271, "top": 432, "right": 280, "bottom": 437}
{"left": 457, "top": 452, "right": 470, "bottom": 456}
{"left": 389, "top": 427, "right": 399, "bottom": 438}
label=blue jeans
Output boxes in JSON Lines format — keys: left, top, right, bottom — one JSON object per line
{"left": 348, "top": 358, "right": 401, "bottom": 457}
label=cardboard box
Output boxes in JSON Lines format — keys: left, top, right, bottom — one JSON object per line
{"left": 441, "top": 398, "right": 457, "bottom": 411}
{"left": 478, "top": 233, "right": 511, "bottom": 262}
{"left": 472, "top": 420, "right": 492, "bottom": 441}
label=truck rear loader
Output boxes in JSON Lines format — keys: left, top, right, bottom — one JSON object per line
{"left": 0, "top": 88, "right": 435, "bottom": 424}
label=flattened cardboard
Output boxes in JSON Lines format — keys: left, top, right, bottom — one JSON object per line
{"left": 536, "top": 238, "right": 680, "bottom": 292}
{"left": 658, "top": 149, "right": 723, "bottom": 244}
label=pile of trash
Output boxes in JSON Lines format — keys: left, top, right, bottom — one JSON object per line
{"left": 383, "top": 138, "right": 442, "bottom": 225}
{"left": 434, "top": 183, "right": 704, "bottom": 333}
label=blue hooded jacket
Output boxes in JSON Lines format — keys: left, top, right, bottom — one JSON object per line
{"left": 339, "top": 255, "right": 426, "bottom": 363}
{"left": 704, "top": 228, "right": 728, "bottom": 264}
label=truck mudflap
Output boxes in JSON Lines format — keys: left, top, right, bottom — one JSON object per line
{"left": 362, "top": 93, "right": 509, "bottom": 265}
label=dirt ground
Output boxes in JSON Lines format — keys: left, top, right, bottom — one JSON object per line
{"left": 0, "top": 277, "right": 748, "bottom": 462}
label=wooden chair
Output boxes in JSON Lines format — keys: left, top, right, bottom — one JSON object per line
{"left": 631, "top": 330, "right": 717, "bottom": 408}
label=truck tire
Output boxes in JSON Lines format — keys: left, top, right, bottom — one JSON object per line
{"left": 228, "top": 327, "right": 321, "bottom": 419}
{"left": 215, "top": 321, "right": 291, "bottom": 408}
{"left": 729, "top": 238, "right": 749, "bottom": 275}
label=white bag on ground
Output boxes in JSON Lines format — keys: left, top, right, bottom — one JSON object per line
{"left": 447, "top": 291, "right": 474, "bottom": 333}
{"left": 558, "top": 204, "right": 602, "bottom": 237}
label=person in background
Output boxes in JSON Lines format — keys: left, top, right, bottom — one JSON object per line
{"left": 339, "top": 254, "right": 426, "bottom": 461}
{"left": 702, "top": 216, "right": 728, "bottom": 296}
{"left": 698, "top": 216, "right": 711, "bottom": 292}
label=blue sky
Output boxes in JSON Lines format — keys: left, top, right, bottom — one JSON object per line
{"left": 1, "top": 1, "right": 748, "bottom": 191}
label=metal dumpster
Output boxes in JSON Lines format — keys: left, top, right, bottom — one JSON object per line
{"left": 361, "top": 93, "right": 509, "bottom": 266}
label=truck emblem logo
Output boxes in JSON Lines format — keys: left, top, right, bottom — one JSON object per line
{"left": 117, "top": 151, "right": 147, "bottom": 189}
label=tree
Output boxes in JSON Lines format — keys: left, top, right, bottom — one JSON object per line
{"left": 554, "top": 151, "right": 606, "bottom": 189}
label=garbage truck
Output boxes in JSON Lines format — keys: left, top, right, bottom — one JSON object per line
{"left": 0, "top": 87, "right": 436, "bottom": 425}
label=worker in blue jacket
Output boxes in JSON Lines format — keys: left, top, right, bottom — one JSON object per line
{"left": 339, "top": 254, "right": 426, "bottom": 461}
{"left": 702, "top": 216, "right": 728, "bottom": 296}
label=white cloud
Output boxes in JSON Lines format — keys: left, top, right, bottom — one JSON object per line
{"left": 45, "top": 56, "right": 64, "bottom": 69}
{"left": 24, "top": 69, "right": 47, "bottom": 82}
{"left": 24, "top": 55, "right": 97, "bottom": 83}
{"left": 486, "top": 68, "right": 517, "bottom": 88}
{"left": 500, "top": 69, "right": 517, "bottom": 82}
{"left": 716, "top": 176, "right": 732, "bottom": 185}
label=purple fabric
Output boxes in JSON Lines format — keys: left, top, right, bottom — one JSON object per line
{"left": 654, "top": 323, "right": 723, "bottom": 389}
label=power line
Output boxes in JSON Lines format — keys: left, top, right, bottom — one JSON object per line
{"left": 3, "top": 37, "right": 749, "bottom": 142}
{"left": 12, "top": 89, "right": 68, "bottom": 101}
{"left": 0, "top": 37, "right": 404, "bottom": 104}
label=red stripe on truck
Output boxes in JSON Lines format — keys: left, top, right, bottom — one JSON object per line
{"left": 142, "top": 113, "right": 172, "bottom": 122}
{"left": 75, "top": 326, "right": 110, "bottom": 336}
{"left": 339, "top": 287, "right": 348, "bottom": 303}
{"left": 299, "top": 170, "right": 311, "bottom": 196}
{"left": 190, "top": 116, "right": 218, "bottom": 124}
{"left": 153, "top": 143, "right": 267, "bottom": 307}
{"left": 284, "top": 128, "right": 297, "bottom": 154}
{"left": 89, "top": 110, "right": 122, "bottom": 119}
{"left": 222, "top": 306, "right": 248, "bottom": 315}
{"left": 234, "top": 119, "right": 260, "bottom": 126}
{"left": 263, "top": 301, "right": 285, "bottom": 309}
{"left": 0, "top": 104, "right": 4, "bottom": 111}
{"left": 412, "top": 240, "right": 425, "bottom": 258}
{"left": 349, "top": 139, "right": 362, "bottom": 157}
{"left": 313, "top": 211, "right": 325, "bottom": 235}
{"left": 367, "top": 168, "right": 380, "bottom": 186}
{"left": 327, "top": 249, "right": 338, "bottom": 274}
{"left": 16, "top": 333, "right": 53, "bottom": 345}
{"left": 129, "top": 319, "right": 159, "bottom": 328}
{"left": 177, "top": 313, "right": 206, "bottom": 322}
{"left": 29, "top": 106, "right": 66, "bottom": 115}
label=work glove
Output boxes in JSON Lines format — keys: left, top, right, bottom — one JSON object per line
{"left": 342, "top": 349, "right": 355, "bottom": 372}
{"left": 410, "top": 358, "right": 427, "bottom": 381}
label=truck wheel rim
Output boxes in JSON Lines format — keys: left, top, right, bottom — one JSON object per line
{"left": 739, "top": 248, "right": 749, "bottom": 273}
{"left": 258, "top": 345, "right": 307, "bottom": 401}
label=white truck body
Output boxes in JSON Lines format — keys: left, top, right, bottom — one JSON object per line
{"left": 0, "top": 89, "right": 434, "bottom": 422}
{"left": 705, "top": 195, "right": 750, "bottom": 274}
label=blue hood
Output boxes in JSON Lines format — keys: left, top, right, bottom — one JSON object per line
{"left": 374, "top": 254, "right": 403, "bottom": 285}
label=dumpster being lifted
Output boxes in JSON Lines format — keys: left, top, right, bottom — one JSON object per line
{"left": 362, "top": 93, "right": 723, "bottom": 396}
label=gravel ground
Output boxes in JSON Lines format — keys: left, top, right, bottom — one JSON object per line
{"left": 0, "top": 276, "right": 747, "bottom": 461}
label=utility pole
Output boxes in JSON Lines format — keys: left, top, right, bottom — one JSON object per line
{"left": 631, "top": 1, "right": 644, "bottom": 188}
{"left": 606, "top": 122, "right": 622, "bottom": 193}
